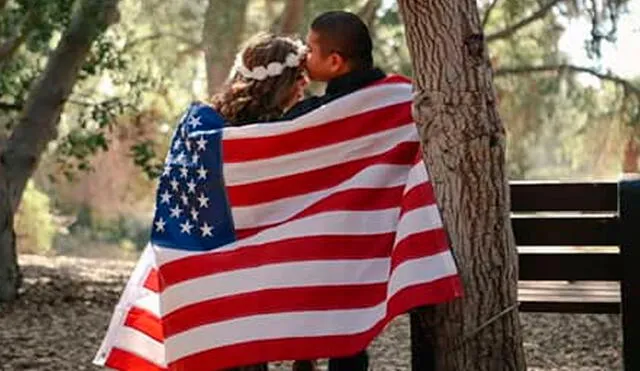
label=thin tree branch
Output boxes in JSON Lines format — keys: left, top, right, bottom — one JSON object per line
{"left": 486, "top": 0, "right": 564, "bottom": 43}
{"left": 482, "top": 0, "right": 500, "bottom": 28}
{"left": 0, "top": 102, "right": 22, "bottom": 111}
{"left": 358, "top": 0, "right": 382, "bottom": 29}
{"left": 495, "top": 63, "right": 640, "bottom": 96}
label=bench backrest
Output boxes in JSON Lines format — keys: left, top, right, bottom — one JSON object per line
{"left": 511, "top": 182, "right": 620, "bottom": 282}
{"left": 510, "top": 179, "right": 640, "bottom": 371}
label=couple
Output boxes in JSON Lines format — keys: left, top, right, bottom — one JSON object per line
{"left": 213, "top": 10, "right": 380, "bottom": 371}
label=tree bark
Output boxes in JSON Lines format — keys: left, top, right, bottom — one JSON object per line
{"left": 0, "top": 0, "right": 121, "bottom": 302}
{"left": 202, "top": 0, "right": 249, "bottom": 97}
{"left": 278, "top": 0, "right": 305, "bottom": 34}
{"left": 622, "top": 133, "right": 639, "bottom": 173}
{"left": 398, "top": 1, "right": 526, "bottom": 370}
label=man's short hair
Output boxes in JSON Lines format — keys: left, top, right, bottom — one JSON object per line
{"left": 311, "top": 11, "right": 374, "bottom": 70}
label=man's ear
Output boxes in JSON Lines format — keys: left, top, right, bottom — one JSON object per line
{"left": 329, "top": 53, "right": 348, "bottom": 72}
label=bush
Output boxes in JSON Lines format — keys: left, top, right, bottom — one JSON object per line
{"left": 14, "top": 181, "right": 56, "bottom": 254}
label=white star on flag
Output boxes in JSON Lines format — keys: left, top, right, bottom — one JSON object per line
{"left": 160, "top": 191, "right": 172, "bottom": 204}
{"left": 200, "top": 222, "right": 213, "bottom": 237}
{"left": 181, "top": 193, "right": 189, "bottom": 206}
{"left": 162, "top": 165, "right": 172, "bottom": 177}
{"left": 180, "top": 220, "right": 194, "bottom": 234}
{"left": 170, "top": 179, "right": 179, "bottom": 191}
{"left": 191, "top": 208, "right": 199, "bottom": 221}
{"left": 197, "top": 166, "right": 208, "bottom": 180}
{"left": 186, "top": 180, "right": 196, "bottom": 193}
{"left": 180, "top": 166, "right": 189, "bottom": 179}
{"left": 170, "top": 205, "right": 183, "bottom": 218}
{"left": 154, "top": 218, "right": 166, "bottom": 232}
{"left": 196, "top": 137, "right": 207, "bottom": 151}
{"left": 197, "top": 194, "right": 209, "bottom": 208}
{"left": 173, "top": 138, "right": 182, "bottom": 151}
{"left": 188, "top": 115, "right": 203, "bottom": 128}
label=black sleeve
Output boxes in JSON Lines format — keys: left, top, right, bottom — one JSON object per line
{"left": 280, "top": 96, "right": 326, "bottom": 121}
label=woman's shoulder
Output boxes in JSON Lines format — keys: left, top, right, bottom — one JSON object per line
{"left": 179, "top": 101, "right": 228, "bottom": 129}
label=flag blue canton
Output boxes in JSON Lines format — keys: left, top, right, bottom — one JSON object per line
{"left": 150, "top": 102, "right": 236, "bottom": 251}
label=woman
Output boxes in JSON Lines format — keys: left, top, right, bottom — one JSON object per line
{"left": 210, "top": 32, "right": 309, "bottom": 127}
{"left": 208, "top": 33, "right": 312, "bottom": 371}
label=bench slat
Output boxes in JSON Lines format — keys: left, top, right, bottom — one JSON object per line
{"left": 519, "top": 252, "right": 621, "bottom": 280}
{"left": 510, "top": 181, "right": 617, "bottom": 212}
{"left": 518, "top": 281, "right": 620, "bottom": 314}
{"left": 512, "top": 216, "right": 619, "bottom": 246}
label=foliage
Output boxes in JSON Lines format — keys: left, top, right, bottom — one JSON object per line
{"left": 14, "top": 181, "right": 57, "bottom": 254}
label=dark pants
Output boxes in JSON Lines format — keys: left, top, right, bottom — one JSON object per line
{"left": 328, "top": 350, "right": 369, "bottom": 371}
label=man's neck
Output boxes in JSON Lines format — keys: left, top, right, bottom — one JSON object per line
{"left": 325, "top": 68, "right": 386, "bottom": 96}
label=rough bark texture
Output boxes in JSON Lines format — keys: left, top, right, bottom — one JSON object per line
{"left": 398, "top": 1, "right": 526, "bottom": 370}
{"left": 202, "top": 0, "right": 249, "bottom": 97}
{"left": 0, "top": 0, "right": 121, "bottom": 302}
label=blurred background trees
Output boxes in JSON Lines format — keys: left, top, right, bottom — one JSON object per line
{"left": 1, "top": 0, "right": 638, "bottom": 260}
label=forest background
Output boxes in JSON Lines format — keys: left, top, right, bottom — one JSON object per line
{"left": 2, "top": 0, "right": 639, "bottom": 260}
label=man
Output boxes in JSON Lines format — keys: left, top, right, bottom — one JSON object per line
{"left": 287, "top": 10, "right": 384, "bottom": 371}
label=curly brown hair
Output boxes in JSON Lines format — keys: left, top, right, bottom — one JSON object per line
{"left": 210, "top": 33, "right": 306, "bottom": 126}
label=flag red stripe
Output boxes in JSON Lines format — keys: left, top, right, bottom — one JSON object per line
{"left": 227, "top": 141, "right": 420, "bottom": 206}
{"left": 400, "top": 182, "right": 436, "bottom": 217}
{"left": 143, "top": 268, "right": 160, "bottom": 292}
{"left": 163, "top": 283, "right": 387, "bottom": 337}
{"left": 105, "top": 348, "right": 166, "bottom": 371}
{"left": 390, "top": 229, "right": 451, "bottom": 272}
{"left": 167, "top": 276, "right": 461, "bottom": 371}
{"left": 157, "top": 233, "right": 396, "bottom": 291}
{"left": 222, "top": 102, "right": 412, "bottom": 162}
{"left": 124, "top": 307, "right": 164, "bottom": 343}
{"left": 235, "top": 185, "right": 405, "bottom": 240}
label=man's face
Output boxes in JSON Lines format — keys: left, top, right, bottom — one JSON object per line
{"left": 305, "top": 30, "right": 348, "bottom": 82}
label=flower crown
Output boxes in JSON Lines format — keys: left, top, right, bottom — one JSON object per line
{"left": 230, "top": 40, "right": 307, "bottom": 81}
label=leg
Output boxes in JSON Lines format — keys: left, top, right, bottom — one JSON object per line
{"left": 328, "top": 350, "right": 369, "bottom": 371}
{"left": 292, "top": 360, "right": 317, "bottom": 371}
{"left": 227, "top": 364, "right": 268, "bottom": 371}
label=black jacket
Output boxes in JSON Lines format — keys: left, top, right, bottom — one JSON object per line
{"left": 280, "top": 68, "right": 386, "bottom": 121}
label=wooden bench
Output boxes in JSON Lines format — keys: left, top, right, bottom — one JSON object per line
{"left": 512, "top": 179, "right": 639, "bottom": 370}
{"left": 410, "top": 179, "right": 639, "bottom": 370}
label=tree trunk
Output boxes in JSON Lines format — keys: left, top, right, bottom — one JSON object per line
{"left": 398, "top": 1, "right": 526, "bottom": 370}
{"left": 0, "top": 0, "right": 121, "bottom": 302}
{"left": 202, "top": 0, "right": 250, "bottom": 97}
{"left": 278, "top": 0, "right": 305, "bottom": 34}
{"left": 622, "top": 134, "right": 639, "bottom": 173}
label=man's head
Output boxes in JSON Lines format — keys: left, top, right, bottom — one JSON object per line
{"left": 305, "top": 11, "right": 373, "bottom": 82}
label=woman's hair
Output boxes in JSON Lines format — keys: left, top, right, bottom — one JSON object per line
{"left": 210, "top": 33, "right": 306, "bottom": 125}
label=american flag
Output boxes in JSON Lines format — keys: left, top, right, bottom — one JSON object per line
{"left": 94, "top": 75, "right": 462, "bottom": 370}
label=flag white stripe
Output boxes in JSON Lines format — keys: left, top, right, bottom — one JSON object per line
{"left": 231, "top": 164, "right": 412, "bottom": 229}
{"left": 387, "top": 251, "right": 458, "bottom": 297}
{"left": 235, "top": 209, "right": 401, "bottom": 249}
{"left": 113, "top": 326, "right": 166, "bottom": 367}
{"left": 221, "top": 84, "right": 412, "bottom": 139}
{"left": 93, "top": 247, "right": 158, "bottom": 366}
{"left": 164, "top": 254, "right": 455, "bottom": 362}
{"left": 395, "top": 205, "right": 443, "bottom": 244}
{"left": 161, "top": 258, "right": 390, "bottom": 315}
{"left": 224, "top": 125, "right": 418, "bottom": 186}
{"left": 404, "top": 162, "right": 430, "bottom": 194}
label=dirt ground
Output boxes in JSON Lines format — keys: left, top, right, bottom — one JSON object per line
{"left": 0, "top": 255, "right": 622, "bottom": 371}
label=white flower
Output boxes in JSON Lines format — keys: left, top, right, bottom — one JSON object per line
{"left": 252, "top": 66, "right": 268, "bottom": 80}
{"left": 285, "top": 52, "right": 299, "bottom": 67}
{"left": 267, "top": 62, "right": 284, "bottom": 76}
